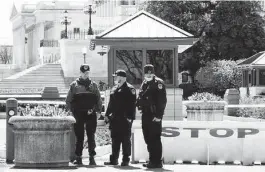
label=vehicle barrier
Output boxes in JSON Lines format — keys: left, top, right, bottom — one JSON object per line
{"left": 132, "top": 121, "right": 265, "bottom": 165}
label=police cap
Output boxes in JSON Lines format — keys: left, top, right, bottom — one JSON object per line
{"left": 80, "top": 64, "right": 90, "bottom": 73}
{"left": 144, "top": 64, "right": 155, "bottom": 74}
{"left": 112, "top": 69, "right": 126, "bottom": 77}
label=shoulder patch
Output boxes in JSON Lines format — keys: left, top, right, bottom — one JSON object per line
{"left": 131, "top": 88, "right": 136, "bottom": 95}
{"left": 70, "top": 81, "right": 77, "bottom": 87}
{"left": 158, "top": 84, "right": 163, "bottom": 89}
{"left": 92, "top": 81, "right": 98, "bottom": 86}
{"left": 127, "top": 82, "right": 134, "bottom": 88}
{"left": 155, "top": 77, "right": 164, "bottom": 83}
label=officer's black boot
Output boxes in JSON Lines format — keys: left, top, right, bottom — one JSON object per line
{"left": 143, "top": 160, "right": 163, "bottom": 168}
{"left": 121, "top": 161, "right": 129, "bottom": 166}
{"left": 73, "top": 156, "right": 83, "bottom": 165}
{"left": 104, "top": 155, "right": 118, "bottom": 165}
{"left": 121, "top": 156, "right": 130, "bottom": 166}
{"left": 89, "top": 156, "right": 96, "bottom": 165}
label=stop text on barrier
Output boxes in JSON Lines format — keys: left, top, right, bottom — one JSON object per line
{"left": 161, "top": 127, "right": 259, "bottom": 138}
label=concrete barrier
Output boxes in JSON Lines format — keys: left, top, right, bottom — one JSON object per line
{"left": 132, "top": 121, "right": 265, "bottom": 165}
{"left": 185, "top": 101, "right": 226, "bottom": 121}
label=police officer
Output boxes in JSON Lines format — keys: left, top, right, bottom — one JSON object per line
{"left": 65, "top": 64, "right": 102, "bottom": 165}
{"left": 136, "top": 64, "right": 167, "bottom": 168}
{"left": 104, "top": 69, "right": 136, "bottom": 166}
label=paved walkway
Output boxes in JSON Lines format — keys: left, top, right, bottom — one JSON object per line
{"left": 1, "top": 162, "right": 265, "bottom": 172}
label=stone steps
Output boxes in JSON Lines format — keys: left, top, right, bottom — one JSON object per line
{"left": 2, "top": 79, "right": 65, "bottom": 82}
{"left": 0, "top": 63, "right": 68, "bottom": 92}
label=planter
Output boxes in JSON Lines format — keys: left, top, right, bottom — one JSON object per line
{"left": 185, "top": 101, "right": 227, "bottom": 121}
{"left": 224, "top": 89, "right": 240, "bottom": 116}
{"left": 9, "top": 116, "right": 75, "bottom": 168}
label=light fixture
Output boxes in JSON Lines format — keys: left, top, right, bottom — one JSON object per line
{"left": 64, "top": 10, "right": 68, "bottom": 18}
{"left": 97, "top": 46, "right": 107, "bottom": 56}
{"left": 82, "top": 47, "right": 87, "bottom": 55}
{"left": 82, "top": 47, "right": 87, "bottom": 63}
{"left": 8, "top": 110, "right": 15, "bottom": 116}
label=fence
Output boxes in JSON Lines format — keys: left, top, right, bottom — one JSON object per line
{"left": 43, "top": 55, "right": 60, "bottom": 64}
{"left": 61, "top": 29, "right": 104, "bottom": 40}
{"left": 40, "top": 40, "right": 59, "bottom": 47}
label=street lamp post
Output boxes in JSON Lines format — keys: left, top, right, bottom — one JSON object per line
{"left": 82, "top": 47, "right": 87, "bottom": 63}
{"left": 61, "top": 10, "right": 71, "bottom": 39}
{"left": 84, "top": 3, "right": 96, "bottom": 35}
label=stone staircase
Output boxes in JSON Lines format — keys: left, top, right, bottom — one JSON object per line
{"left": 0, "top": 64, "right": 68, "bottom": 93}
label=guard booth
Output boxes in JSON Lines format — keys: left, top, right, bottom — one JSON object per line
{"left": 237, "top": 51, "right": 265, "bottom": 97}
{"left": 92, "top": 10, "right": 196, "bottom": 120}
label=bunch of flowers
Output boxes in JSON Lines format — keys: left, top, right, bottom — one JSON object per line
{"left": 18, "top": 104, "right": 68, "bottom": 117}
{"left": 0, "top": 88, "right": 68, "bottom": 94}
{"left": 188, "top": 92, "right": 223, "bottom": 101}
{"left": 0, "top": 88, "right": 43, "bottom": 94}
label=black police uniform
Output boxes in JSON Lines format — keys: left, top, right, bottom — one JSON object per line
{"left": 136, "top": 64, "right": 167, "bottom": 168}
{"left": 104, "top": 70, "right": 136, "bottom": 166}
{"left": 65, "top": 64, "right": 102, "bottom": 165}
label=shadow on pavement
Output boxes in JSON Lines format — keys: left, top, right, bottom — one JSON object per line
{"left": 84, "top": 165, "right": 106, "bottom": 168}
{"left": 112, "top": 165, "right": 142, "bottom": 170}
{"left": 9, "top": 164, "right": 105, "bottom": 170}
{"left": 144, "top": 168, "right": 173, "bottom": 172}
{"left": 9, "top": 166, "right": 79, "bottom": 170}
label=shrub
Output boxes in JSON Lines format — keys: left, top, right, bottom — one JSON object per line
{"left": 236, "top": 96, "right": 265, "bottom": 119}
{"left": 188, "top": 92, "right": 223, "bottom": 101}
{"left": 195, "top": 60, "right": 242, "bottom": 96}
{"left": 240, "top": 96, "right": 265, "bottom": 104}
{"left": 84, "top": 128, "right": 111, "bottom": 147}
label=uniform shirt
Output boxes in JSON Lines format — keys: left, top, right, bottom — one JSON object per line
{"left": 138, "top": 76, "right": 167, "bottom": 119}
{"left": 65, "top": 78, "right": 102, "bottom": 113}
{"left": 105, "top": 82, "right": 136, "bottom": 120}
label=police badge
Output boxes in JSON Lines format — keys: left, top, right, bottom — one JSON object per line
{"left": 131, "top": 89, "right": 136, "bottom": 95}
{"left": 158, "top": 84, "right": 163, "bottom": 89}
{"left": 84, "top": 65, "right": 89, "bottom": 71}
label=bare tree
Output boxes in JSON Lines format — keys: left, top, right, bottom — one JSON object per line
{"left": 0, "top": 46, "right": 12, "bottom": 64}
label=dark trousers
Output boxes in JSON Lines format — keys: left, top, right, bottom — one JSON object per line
{"left": 110, "top": 118, "right": 132, "bottom": 162}
{"left": 73, "top": 111, "right": 97, "bottom": 157}
{"left": 142, "top": 116, "right": 162, "bottom": 164}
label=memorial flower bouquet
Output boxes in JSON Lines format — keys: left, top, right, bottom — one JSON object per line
{"left": 18, "top": 104, "right": 67, "bottom": 117}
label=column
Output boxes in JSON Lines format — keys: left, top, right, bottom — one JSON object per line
{"left": 12, "top": 29, "right": 17, "bottom": 66}
{"left": 257, "top": 68, "right": 260, "bottom": 86}
{"left": 174, "top": 46, "right": 179, "bottom": 87}
{"left": 18, "top": 26, "right": 26, "bottom": 69}
{"left": 53, "top": 21, "right": 61, "bottom": 40}
{"left": 28, "top": 31, "right": 34, "bottom": 65}
{"left": 242, "top": 70, "right": 245, "bottom": 87}
{"left": 39, "top": 22, "right": 45, "bottom": 40}
{"left": 25, "top": 33, "right": 29, "bottom": 67}
{"left": 33, "top": 22, "right": 45, "bottom": 65}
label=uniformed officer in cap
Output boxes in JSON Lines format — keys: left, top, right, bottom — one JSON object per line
{"left": 104, "top": 69, "right": 136, "bottom": 166}
{"left": 66, "top": 64, "right": 102, "bottom": 165}
{"left": 136, "top": 64, "right": 167, "bottom": 168}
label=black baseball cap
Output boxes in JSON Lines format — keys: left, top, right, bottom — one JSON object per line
{"left": 80, "top": 64, "right": 90, "bottom": 73}
{"left": 112, "top": 69, "right": 126, "bottom": 77}
{"left": 144, "top": 64, "right": 155, "bottom": 74}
